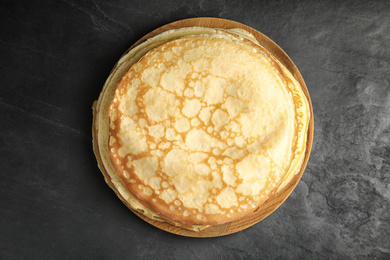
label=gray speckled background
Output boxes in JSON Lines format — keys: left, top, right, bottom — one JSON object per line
{"left": 1, "top": 0, "right": 389, "bottom": 259}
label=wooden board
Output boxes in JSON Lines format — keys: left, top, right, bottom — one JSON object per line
{"left": 105, "top": 17, "right": 314, "bottom": 237}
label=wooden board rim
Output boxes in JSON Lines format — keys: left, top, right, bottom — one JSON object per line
{"left": 106, "top": 17, "right": 314, "bottom": 238}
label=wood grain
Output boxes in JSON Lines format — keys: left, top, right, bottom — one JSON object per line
{"left": 109, "top": 17, "right": 314, "bottom": 237}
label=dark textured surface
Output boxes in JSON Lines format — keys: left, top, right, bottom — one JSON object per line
{"left": 1, "top": 0, "right": 389, "bottom": 259}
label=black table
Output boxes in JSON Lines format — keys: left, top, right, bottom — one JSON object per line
{"left": 1, "top": 0, "right": 389, "bottom": 259}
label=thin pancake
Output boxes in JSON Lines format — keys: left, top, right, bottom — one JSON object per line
{"left": 93, "top": 27, "right": 310, "bottom": 230}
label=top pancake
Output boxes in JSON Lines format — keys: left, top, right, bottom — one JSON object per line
{"left": 106, "top": 34, "right": 301, "bottom": 226}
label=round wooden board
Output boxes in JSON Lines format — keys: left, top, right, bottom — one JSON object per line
{"left": 108, "top": 17, "right": 314, "bottom": 237}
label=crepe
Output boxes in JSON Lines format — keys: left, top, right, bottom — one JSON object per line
{"left": 92, "top": 27, "right": 310, "bottom": 231}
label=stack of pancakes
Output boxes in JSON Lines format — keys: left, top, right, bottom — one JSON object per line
{"left": 93, "top": 27, "right": 310, "bottom": 231}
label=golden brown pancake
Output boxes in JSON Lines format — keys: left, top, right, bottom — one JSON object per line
{"left": 93, "top": 27, "right": 310, "bottom": 231}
